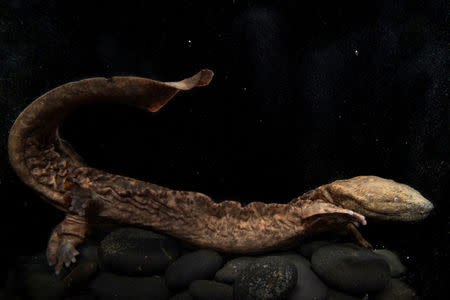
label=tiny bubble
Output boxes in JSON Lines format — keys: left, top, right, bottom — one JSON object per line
{"left": 187, "top": 40, "right": 192, "bottom": 47}
{"left": 243, "top": 87, "right": 247, "bottom": 91}
{"left": 338, "top": 114, "right": 342, "bottom": 119}
{"left": 354, "top": 49, "right": 359, "bottom": 56}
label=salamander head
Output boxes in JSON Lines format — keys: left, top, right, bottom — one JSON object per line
{"left": 326, "top": 176, "right": 434, "bottom": 222}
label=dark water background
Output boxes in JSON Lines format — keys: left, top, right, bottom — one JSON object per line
{"left": 0, "top": 0, "right": 448, "bottom": 298}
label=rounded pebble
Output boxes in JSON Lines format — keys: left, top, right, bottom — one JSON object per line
{"left": 10, "top": 254, "right": 66, "bottom": 300}
{"left": 24, "top": 270, "right": 66, "bottom": 300}
{"left": 312, "top": 243, "right": 390, "bottom": 294}
{"left": 89, "top": 272, "right": 169, "bottom": 300}
{"left": 263, "top": 251, "right": 326, "bottom": 299}
{"left": 165, "top": 249, "right": 223, "bottom": 291}
{"left": 189, "top": 280, "right": 233, "bottom": 300}
{"left": 214, "top": 257, "right": 256, "bottom": 283}
{"left": 64, "top": 294, "right": 97, "bottom": 300}
{"left": 373, "top": 249, "right": 407, "bottom": 277}
{"left": 63, "top": 260, "right": 98, "bottom": 290}
{"left": 266, "top": 251, "right": 311, "bottom": 269}
{"left": 78, "top": 239, "right": 100, "bottom": 264}
{"left": 233, "top": 256, "right": 298, "bottom": 300}
{"left": 99, "top": 227, "right": 180, "bottom": 276}
{"left": 284, "top": 254, "right": 328, "bottom": 300}
{"left": 298, "top": 240, "right": 332, "bottom": 259}
{"left": 169, "top": 291, "right": 194, "bottom": 300}
{"left": 326, "top": 289, "right": 362, "bottom": 300}
{"left": 371, "top": 279, "right": 418, "bottom": 300}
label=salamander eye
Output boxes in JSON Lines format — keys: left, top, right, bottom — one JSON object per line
{"left": 393, "top": 197, "right": 400, "bottom": 202}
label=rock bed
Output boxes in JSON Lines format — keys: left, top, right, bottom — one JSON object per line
{"left": 3, "top": 227, "right": 418, "bottom": 300}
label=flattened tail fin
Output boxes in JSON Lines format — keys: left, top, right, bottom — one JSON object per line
{"left": 147, "top": 69, "right": 214, "bottom": 112}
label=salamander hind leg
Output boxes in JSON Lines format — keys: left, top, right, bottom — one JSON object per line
{"left": 46, "top": 214, "right": 90, "bottom": 275}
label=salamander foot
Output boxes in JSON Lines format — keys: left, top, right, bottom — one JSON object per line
{"left": 46, "top": 214, "right": 89, "bottom": 275}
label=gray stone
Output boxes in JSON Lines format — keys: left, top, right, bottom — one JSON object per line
{"left": 371, "top": 279, "right": 418, "bottom": 300}
{"left": 99, "top": 227, "right": 180, "bottom": 276}
{"left": 233, "top": 256, "right": 298, "bottom": 300}
{"left": 169, "top": 291, "right": 194, "bottom": 300}
{"left": 214, "top": 257, "right": 256, "bottom": 284}
{"left": 24, "top": 270, "right": 66, "bottom": 300}
{"left": 265, "top": 251, "right": 311, "bottom": 269}
{"left": 298, "top": 240, "right": 332, "bottom": 259}
{"left": 263, "top": 251, "right": 326, "bottom": 299}
{"left": 78, "top": 239, "right": 100, "bottom": 264}
{"left": 64, "top": 294, "right": 97, "bottom": 300}
{"left": 326, "top": 289, "right": 362, "bottom": 300}
{"left": 165, "top": 249, "right": 223, "bottom": 291}
{"left": 89, "top": 272, "right": 169, "bottom": 300}
{"left": 9, "top": 254, "right": 66, "bottom": 299}
{"left": 312, "top": 243, "right": 390, "bottom": 294}
{"left": 189, "top": 280, "right": 233, "bottom": 300}
{"left": 287, "top": 256, "right": 328, "bottom": 300}
{"left": 373, "top": 249, "right": 407, "bottom": 277}
{"left": 63, "top": 260, "right": 98, "bottom": 291}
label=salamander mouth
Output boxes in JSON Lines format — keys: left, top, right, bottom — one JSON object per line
{"left": 361, "top": 204, "right": 432, "bottom": 222}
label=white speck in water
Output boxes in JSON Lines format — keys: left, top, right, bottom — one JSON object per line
{"left": 243, "top": 87, "right": 247, "bottom": 91}
{"left": 406, "top": 256, "right": 410, "bottom": 260}
{"left": 338, "top": 114, "right": 342, "bottom": 119}
{"left": 187, "top": 40, "right": 192, "bottom": 47}
{"left": 354, "top": 49, "right": 359, "bottom": 56}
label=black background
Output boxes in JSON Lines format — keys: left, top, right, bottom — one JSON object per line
{"left": 0, "top": 0, "right": 448, "bottom": 298}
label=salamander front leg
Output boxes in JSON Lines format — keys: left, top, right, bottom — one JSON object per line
{"left": 333, "top": 223, "right": 373, "bottom": 250}
{"left": 46, "top": 214, "right": 90, "bottom": 275}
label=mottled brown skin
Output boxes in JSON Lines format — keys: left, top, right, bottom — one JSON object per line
{"left": 8, "top": 69, "right": 434, "bottom": 275}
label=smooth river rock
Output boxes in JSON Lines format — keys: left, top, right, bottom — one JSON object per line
{"left": 373, "top": 249, "right": 407, "bottom": 277}
{"left": 189, "top": 280, "right": 233, "bottom": 300}
{"left": 311, "top": 243, "right": 390, "bottom": 294}
{"left": 233, "top": 256, "right": 298, "bottom": 300}
{"left": 371, "top": 279, "right": 418, "bottom": 300}
{"left": 326, "top": 289, "right": 362, "bottom": 300}
{"left": 214, "top": 257, "right": 257, "bottom": 284}
{"left": 10, "top": 254, "right": 66, "bottom": 300}
{"left": 89, "top": 272, "right": 169, "bottom": 300}
{"left": 298, "top": 240, "right": 332, "bottom": 259}
{"left": 99, "top": 227, "right": 180, "bottom": 276}
{"left": 265, "top": 251, "right": 311, "bottom": 269}
{"left": 169, "top": 291, "right": 194, "bottom": 300}
{"left": 165, "top": 249, "right": 223, "bottom": 291}
{"left": 264, "top": 251, "right": 326, "bottom": 300}
{"left": 284, "top": 255, "right": 328, "bottom": 300}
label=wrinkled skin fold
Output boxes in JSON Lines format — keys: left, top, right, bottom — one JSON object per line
{"left": 8, "top": 69, "right": 434, "bottom": 274}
